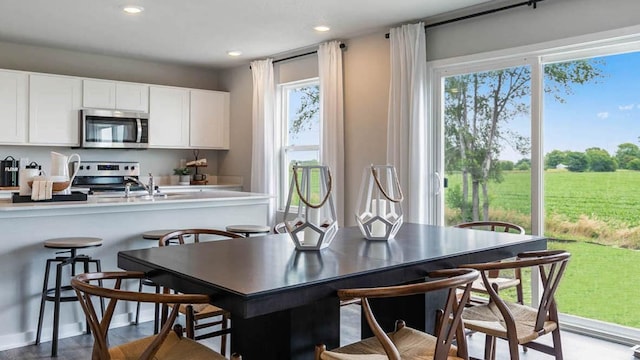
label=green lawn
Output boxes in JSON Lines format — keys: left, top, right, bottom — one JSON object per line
{"left": 548, "top": 240, "right": 640, "bottom": 328}
{"left": 445, "top": 169, "right": 640, "bottom": 327}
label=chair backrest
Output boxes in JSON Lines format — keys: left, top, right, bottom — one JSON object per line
{"left": 338, "top": 268, "right": 479, "bottom": 360}
{"left": 463, "top": 250, "right": 571, "bottom": 332}
{"left": 71, "top": 271, "right": 212, "bottom": 360}
{"left": 158, "top": 228, "right": 243, "bottom": 247}
{"left": 454, "top": 221, "right": 525, "bottom": 234}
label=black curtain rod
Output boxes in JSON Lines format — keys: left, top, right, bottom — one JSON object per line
{"left": 249, "top": 43, "right": 346, "bottom": 69}
{"left": 384, "top": 0, "right": 544, "bottom": 38}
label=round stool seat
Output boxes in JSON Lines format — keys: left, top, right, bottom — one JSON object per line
{"left": 142, "top": 229, "right": 180, "bottom": 240}
{"left": 44, "top": 237, "right": 103, "bottom": 249}
{"left": 226, "top": 224, "right": 271, "bottom": 237}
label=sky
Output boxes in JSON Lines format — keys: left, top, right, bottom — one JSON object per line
{"left": 497, "top": 51, "right": 640, "bottom": 162}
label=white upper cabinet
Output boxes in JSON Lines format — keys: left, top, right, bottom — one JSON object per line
{"left": 29, "top": 74, "right": 82, "bottom": 146}
{"left": 0, "top": 70, "right": 28, "bottom": 144}
{"left": 149, "top": 86, "right": 190, "bottom": 148}
{"left": 115, "top": 82, "right": 149, "bottom": 112}
{"left": 190, "top": 90, "right": 230, "bottom": 149}
{"left": 83, "top": 79, "right": 148, "bottom": 112}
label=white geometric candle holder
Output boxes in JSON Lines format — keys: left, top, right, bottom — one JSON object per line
{"left": 355, "top": 165, "right": 403, "bottom": 241}
{"left": 283, "top": 164, "right": 338, "bottom": 251}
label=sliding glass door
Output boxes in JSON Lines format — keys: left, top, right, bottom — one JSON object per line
{"left": 441, "top": 64, "right": 532, "bottom": 230}
{"left": 433, "top": 41, "right": 640, "bottom": 341}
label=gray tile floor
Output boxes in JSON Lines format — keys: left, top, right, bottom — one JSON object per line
{"left": 0, "top": 304, "right": 634, "bottom": 359}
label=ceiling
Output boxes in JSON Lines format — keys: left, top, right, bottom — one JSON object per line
{"left": 0, "top": 0, "right": 498, "bottom": 69}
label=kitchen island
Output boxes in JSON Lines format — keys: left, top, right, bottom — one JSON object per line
{"left": 0, "top": 189, "right": 270, "bottom": 351}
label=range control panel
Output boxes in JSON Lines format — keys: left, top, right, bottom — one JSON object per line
{"left": 72, "top": 161, "right": 140, "bottom": 177}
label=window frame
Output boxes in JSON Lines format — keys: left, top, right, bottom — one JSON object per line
{"left": 276, "top": 77, "right": 322, "bottom": 211}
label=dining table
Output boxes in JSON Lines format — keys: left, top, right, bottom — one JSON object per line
{"left": 117, "top": 222, "right": 546, "bottom": 360}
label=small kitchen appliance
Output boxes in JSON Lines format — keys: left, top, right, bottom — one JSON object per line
{"left": 80, "top": 109, "right": 149, "bottom": 149}
{"left": 0, "top": 156, "right": 19, "bottom": 187}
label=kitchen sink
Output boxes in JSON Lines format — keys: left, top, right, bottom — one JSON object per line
{"left": 92, "top": 192, "right": 193, "bottom": 203}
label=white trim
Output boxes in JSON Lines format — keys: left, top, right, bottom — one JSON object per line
{"left": 560, "top": 314, "right": 640, "bottom": 347}
{"left": 429, "top": 24, "right": 640, "bottom": 70}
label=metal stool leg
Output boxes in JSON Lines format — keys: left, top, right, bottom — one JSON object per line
{"left": 135, "top": 279, "right": 143, "bottom": 325}
{"left": 51, "top": 260, "right": 65, "bottom": 357}
{"left": 35, "top": 258, "right": 54, "bottom": 345}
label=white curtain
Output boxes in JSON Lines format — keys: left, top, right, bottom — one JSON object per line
{"left": 386, "top": 22, "right": 428, "bottom": 224}
{"left": 318, "top": 41, "right": 345, "bottom": 225}
{"left": 250, "top": 59, "right": 276, "bottom": 225}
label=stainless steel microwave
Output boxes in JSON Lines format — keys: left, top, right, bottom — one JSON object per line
{"left": 80, "top": 109, "right": 149, "bottom": 149}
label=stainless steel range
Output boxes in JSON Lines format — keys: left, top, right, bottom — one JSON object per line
{"left": 72, "top": 161, "right": 146, "bottom": 193}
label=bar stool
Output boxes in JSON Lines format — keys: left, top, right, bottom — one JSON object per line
{"left": 225, "top": 224, "right": 271, "bottom": 237}
{"left": 135, "top": 229, "right": 184, "bottom": 333}
{"left": 35, "top": 237, "right": 103, "bottom": 357}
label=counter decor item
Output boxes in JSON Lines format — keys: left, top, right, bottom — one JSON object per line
{"left": 1, "top": 156, "right": 20, "bottom": 187}
{"left": 19, "top": 162, "right": 43, "bottom": 195}
{"left": 49, "top": 151, "right": 80, "bottom": 195}
{"left": 187, "top": 149, "right": 208, "bottom": 185}
{"left": 173, "top": 168, "right": 191, "bottom": 185}
{"left": 355, "top": 164, "right": 404, "bottom": 240}
{"left": 283, "top": 164, "right": 338, "bottom": 251}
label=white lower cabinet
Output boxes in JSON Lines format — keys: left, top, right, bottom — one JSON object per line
{"left": 190, "top": 90, "right": 230, "bottom": 149}
{"left": 29, "top": 74, "right": 82, "bottom": 146}
{"left": 149, "top": 86, "right": 190, "bottom": 148}
{"left": 0, "top": 70, "right": 28, "bottom": 144}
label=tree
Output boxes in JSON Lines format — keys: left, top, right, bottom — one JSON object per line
{"left": 566, "top": 151, "right": 588, "bottom": 172}
{"left": 615, "top": 142, "right": 640, "bottom": 169}
{"left": 515, "top": 158, "right": 531, "bottom": 170}
{"left": 628, "top": 158, "right": 640, "bottom": 171}
{"left": 497, "top": 160, "right": 514, "bottom": 171}
{"left": 585, "top": 147, "right": 617, "bottom": 172}
{"left": 545, "top": 150, "right": 567, "bottom": 169}
{"left": 289, "top": 85, "right": 320, "bottom": 138}
{"left": 445, "top": 59, "right": 603, "bottom": 220}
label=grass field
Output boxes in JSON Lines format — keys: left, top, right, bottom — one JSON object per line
{"left": 446, "top": 169, "right": 640, "bottom": 248}
{"left": 445, "top": 169, "right": 640, "bottom": 328}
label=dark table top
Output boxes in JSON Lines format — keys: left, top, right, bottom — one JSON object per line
{"left": 118, "top": 223, "right": 546, "bottom": 317}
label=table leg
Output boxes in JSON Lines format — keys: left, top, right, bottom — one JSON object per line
{"left": 231, "top": 296, "right": 340, "bottom": 360}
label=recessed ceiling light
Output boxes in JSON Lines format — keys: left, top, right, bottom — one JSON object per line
{"left": 123, "top": 5, "right": 144, "bottom": 14}
{"left": 314, "top": 25, "right": 331, "bottom": 32}
{"left": 227, "top": 50, "right": 242, "bottom": 57}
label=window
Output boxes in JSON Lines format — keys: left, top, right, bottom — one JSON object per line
{"left": 277, "top": 78, "right": 321, "bottom": 209}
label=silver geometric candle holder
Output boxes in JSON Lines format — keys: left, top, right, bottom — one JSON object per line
{"left": 355, "top": 165, "right": 403, "bottom": 241}
{"left": 283, "top": 164, "right": 338, "bottom": 250}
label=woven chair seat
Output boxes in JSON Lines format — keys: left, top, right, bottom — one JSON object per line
{"left": 176, "top": 303, "right": 227, "bottom": 317}
{"left": 320, "top": 326, "right": 463, "bottom": 360}
{"left": 463, "top": 301, "right": 558, "bottom": 344}
{"left": 470, "top": 277, "right": 520, "bottom": 293}
{"left": 109, "top": 331, "right": 226, "bottom": 360}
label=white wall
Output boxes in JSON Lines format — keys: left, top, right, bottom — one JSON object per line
{"left": 426, "top": 0, "right": 640, "bottom": 61}
{"left": 0, "top": 40, "right": 219, "bottom": 88}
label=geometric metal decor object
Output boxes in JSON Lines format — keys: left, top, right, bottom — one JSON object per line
{"left": 355, "top": 164, "right": 403, "bottom": 241}
{"left": 283, "top": 164, "right": 338, "bottom": 250}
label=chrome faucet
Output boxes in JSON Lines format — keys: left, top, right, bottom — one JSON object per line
{"left": 124, "top": 175, "right": 155, "bottom": 196}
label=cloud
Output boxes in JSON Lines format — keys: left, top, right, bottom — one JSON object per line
{"left": 597, "top": 112, "right": 609, "bottom": 119}
{"left": 618, "top": 104, "right": 635, "bottom": 111}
